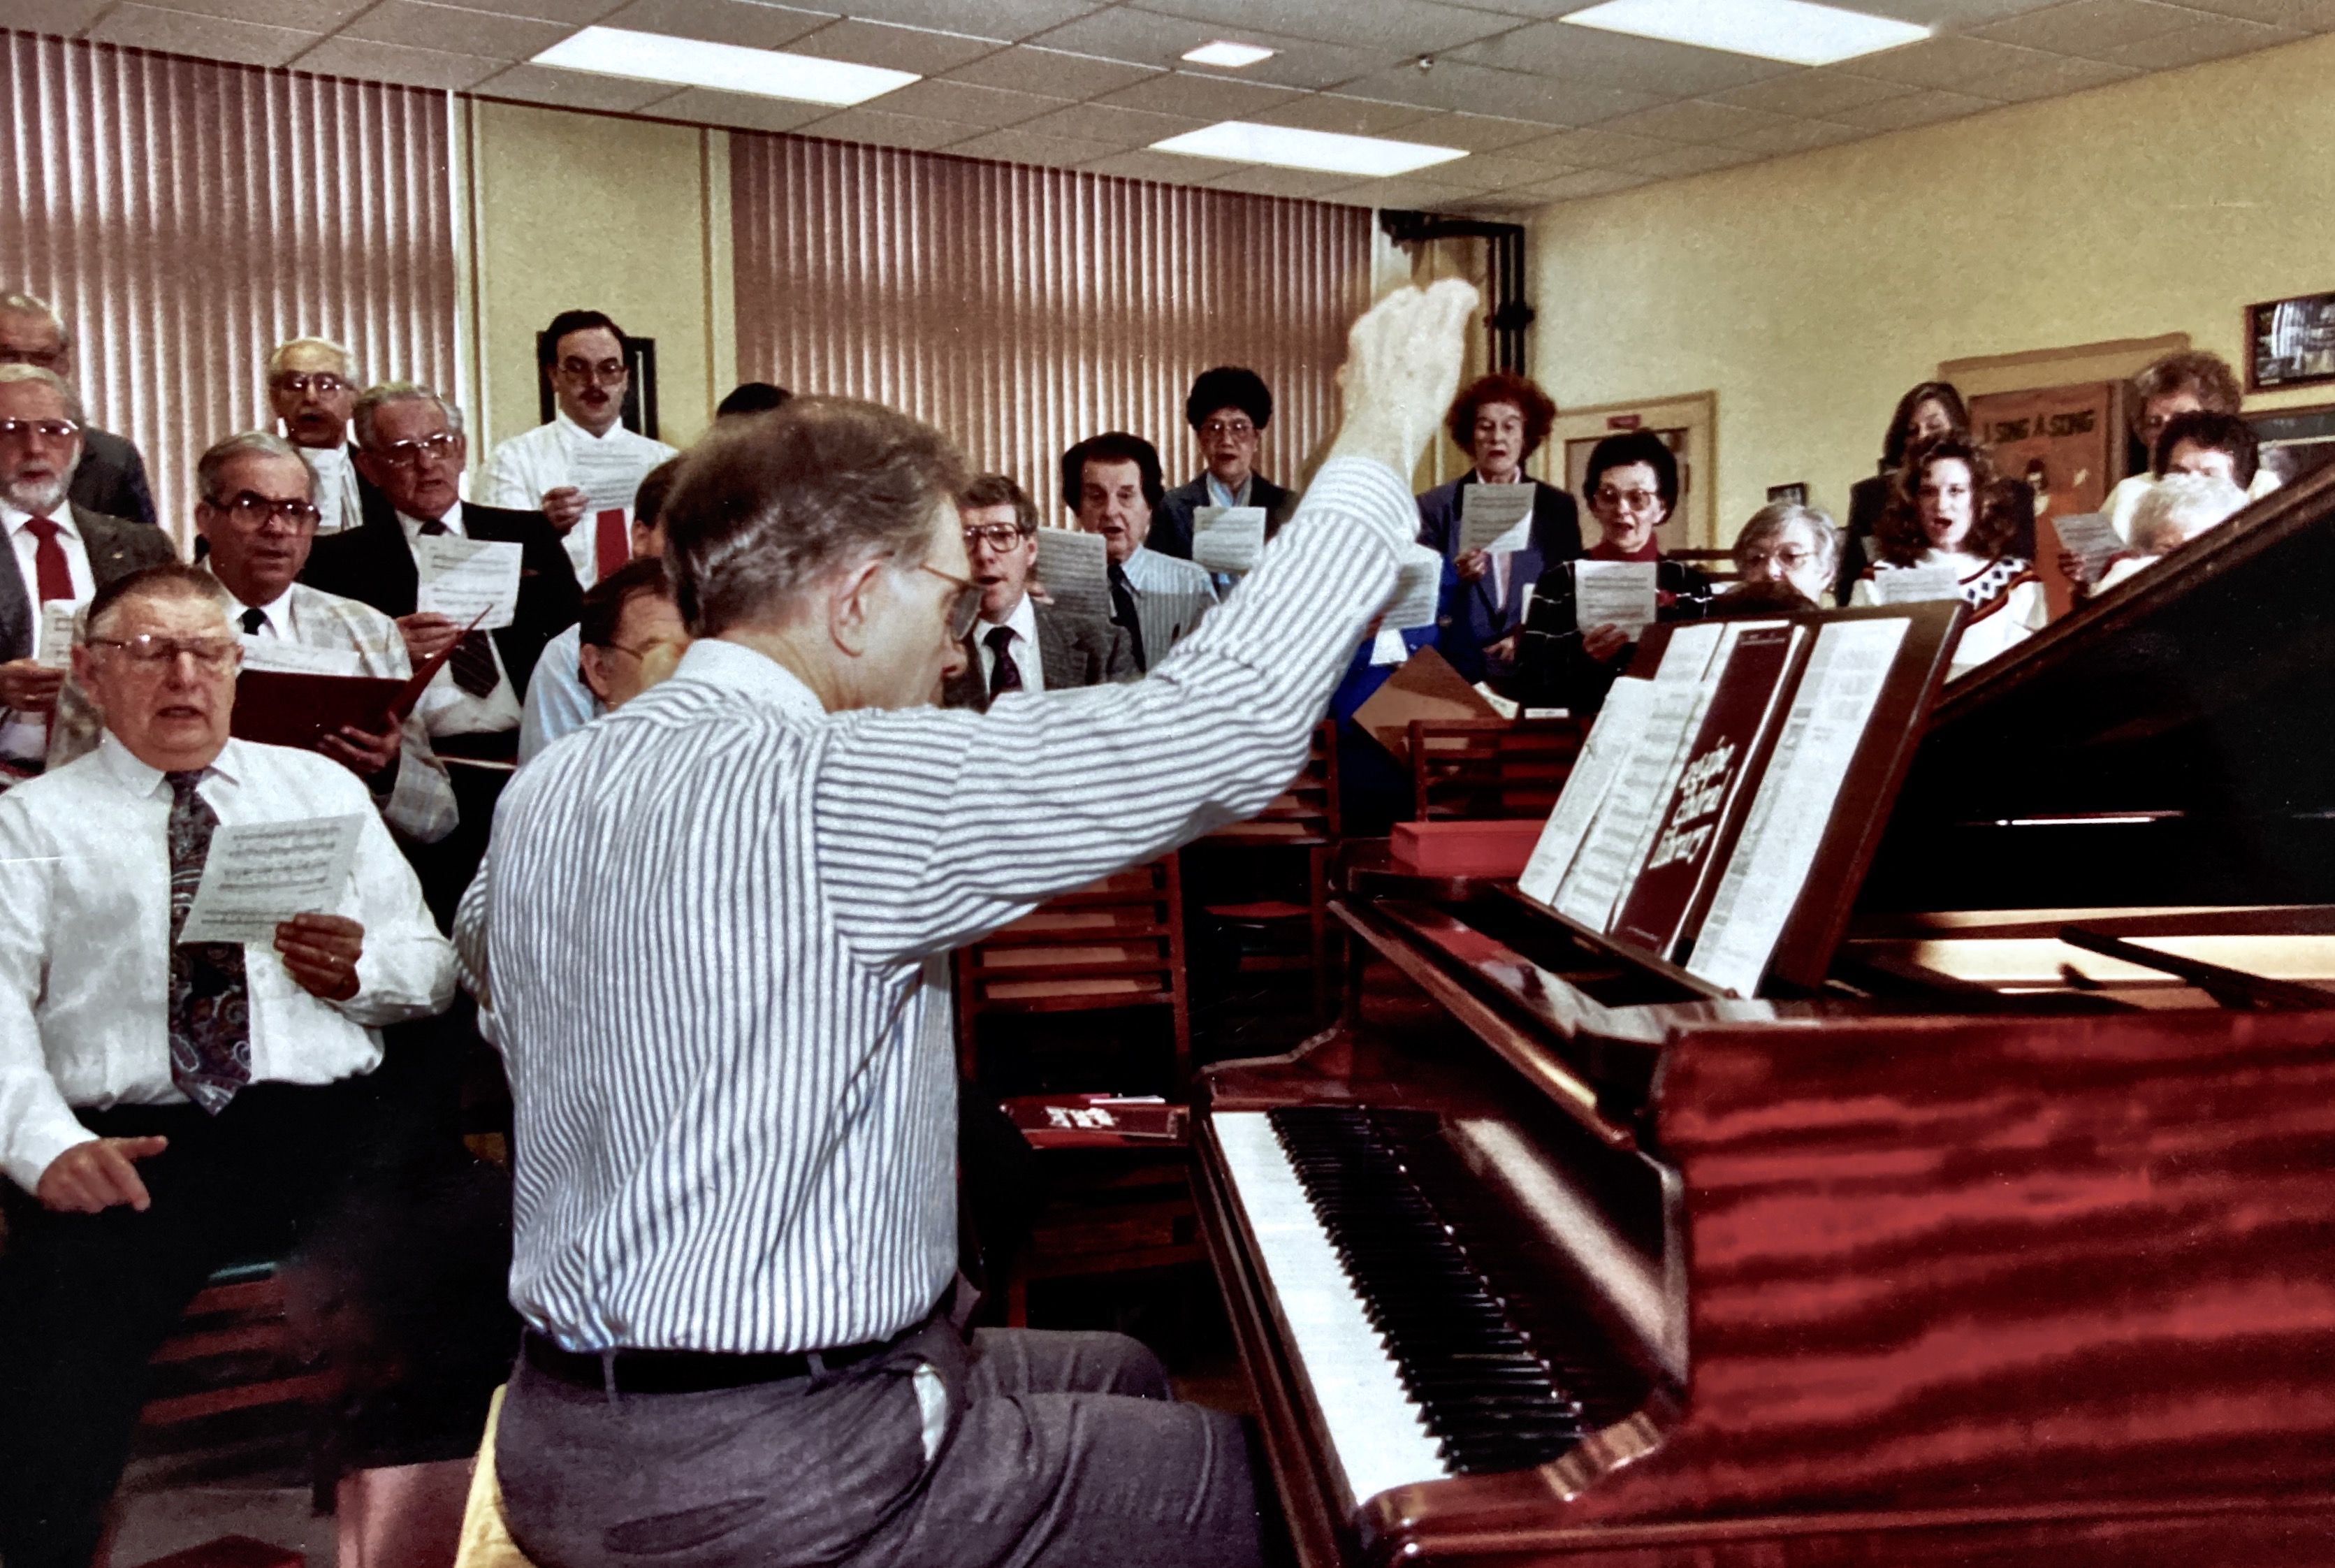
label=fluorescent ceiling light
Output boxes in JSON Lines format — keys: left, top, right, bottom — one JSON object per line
{"left": 1181, "top": 40, "right": 1278, "bottom": 68}
{"left": 532, "top": 26, "right": 918, "bottom": 106}
{"left": 1560, "top": 0, "right": 1928, "bottom": 65}
{"left": 1151, "top": 122, "right": 1466, "bottom": 177}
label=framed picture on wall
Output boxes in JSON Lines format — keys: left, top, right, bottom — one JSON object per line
{"left": 2245, "top": 291, "right": 2335, "bottom": 393}
{"left": 2247, "top": 401, "right": 2335, "bottom": 486}
{"left": 1545, "top": 391, "right": 1717, "bottom": 552}
{"left": 536, "top": 331, "right": 660, "bottom": 439}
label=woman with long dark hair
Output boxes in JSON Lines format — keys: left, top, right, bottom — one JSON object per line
{"left": 1851, "top": 434, "right": 2044, "bottom": 674}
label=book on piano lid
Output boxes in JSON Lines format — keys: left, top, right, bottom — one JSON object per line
{"left": 228, "top": 614, "right": 474, "bottom": 751}
{"left": 1515, "top": 601, "right": 1962, "bottom": 997}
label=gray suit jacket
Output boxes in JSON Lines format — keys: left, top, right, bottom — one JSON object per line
{"left": 942, "top": 604, "right": 1137, "bottom": 712}
{"left": 0, "top": 504, "right": 175, "bottom": 664}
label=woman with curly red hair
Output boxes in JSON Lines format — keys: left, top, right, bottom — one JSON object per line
{"left": 1851, "top": 433, "right": 2044, "bottom": 674}
{"left": 1414, "top": 371, "right": 1583, "bottom": 685}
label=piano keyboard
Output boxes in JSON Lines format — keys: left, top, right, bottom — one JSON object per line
{"left": 1214, "top": 1108, "right": 1594, "bottom": 1513}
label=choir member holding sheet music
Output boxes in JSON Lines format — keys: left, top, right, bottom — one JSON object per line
{"left": 477, "top": 310, "right": 678, "bottom": 589}
{"left": 1416, "top": 372, "right": 1583, "bottom": 685}
{"left": 267, "top": 337, "right": 366, "bottom": 535}
{"left": 2093, "top": 471, "right": 2251, "bottom": 593}
{"left": 941, "top": 472, "right": 1133, "bottom": 711}
{"left": 1851, "top": 433, "right": 2044, "bottom": 676}
{"left": 0, "top": 563, "right": 460, "bottom": 1568}
{"left": 0, "top": 291, "right": 158, "bottom": 530}
{"left": 2063, "top": 409, "right": 2274, "bottom": 593}
{"left": 520, "top": 457, "right": 681, "bottom": 764}
{"left": 1061, "top": 432, "right": 1215, "bottom": 671}
{"left": 1151, "top": 366, "right": 1297, "bottom": 562}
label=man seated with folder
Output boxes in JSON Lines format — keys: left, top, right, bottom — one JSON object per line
{"left": 0, "top": 562, "right": 456, "bottom": 1568}
{"left": 943, "top": 472, "right": 1133, "bottom": 711}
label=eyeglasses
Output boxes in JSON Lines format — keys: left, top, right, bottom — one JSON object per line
{"left": 598, "top": 637, "right": 689, "bottom": 663}
{"left": 917, "top": 562, "right": 984, "bottom": 640}
{"left": 962, "top": 522, "right": 1028, "bottom": 552}
{"left": 272, "top": 372, "right": 349, "bottom": 397}
{"left": 1592, "top": 487, "right": 1664, "bottom": 514}
{"left": 370, "top": 431, "right": 463, "bottom": 469}
{"left": 214, "top": 491, "right": 321, "bottom": 530}
{"left": 89, "top": 634, "right": 241, "bottom": 672}
{"left": 1740, "top": 546, "right": 1814, "bottom": 572}
{"left": 0, "top": 417, "right": 80, "bottom": 444}
{"left": 0, "top": 347, "right": 67, "bottom": 370}
{"left": 557, "top": 358, "right": 627, "bottom": 384}
{"left": 1200, "top": 419, "right": 1256, "bottom": 442}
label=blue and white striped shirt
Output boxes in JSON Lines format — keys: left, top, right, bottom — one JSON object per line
{"left": 458, "top": 457, "right": 1414, "bottom": 1353}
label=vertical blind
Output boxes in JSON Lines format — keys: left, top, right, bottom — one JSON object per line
{"left": 732, "top": 133, "right": 1374, "bottom": 522}
{"left": 2, "top": 29, "right": 458, "bottom": 541}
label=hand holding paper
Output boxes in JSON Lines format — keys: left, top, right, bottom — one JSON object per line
{"left": 275, "top": 911, "right": 365, "bottom": 1002}
{"left": 1033, "top": 528, "right": 1112, "bottom": 623}
{"left": 1574, "top": 560, "right": 1660, "bottom": 641}
{"left": 178, "top": 815, "right": 363, "bottom": 947}
{"left": 1458, "top": 484, "right": 1535, "bottom": 556}
{"left": 414, "top": 536, "right": 523, "bottom": 631}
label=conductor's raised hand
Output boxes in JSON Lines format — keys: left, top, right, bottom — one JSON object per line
{"left": 1328, "top": 280, "right": 1482, "bottom": 480}
{"left": 38, "top": 1137, "right": 168, "bottom": 1214}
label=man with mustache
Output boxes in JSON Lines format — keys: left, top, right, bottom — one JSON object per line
{"left": 941, "top": 472, "right": 1133, "bottom": 711}
{"left": 477, "top": 310, "right": 678, "bottom": 590}
{"left": 267, "top": 337, "right": 366, "bottom": 535}
{"left": 0, "top": 365, "right": 174, "bottom": 783}
{"left": 0, "top": 291, "right": 157, "bottom": 530}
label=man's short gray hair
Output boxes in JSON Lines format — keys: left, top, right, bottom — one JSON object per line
{"left": 662, "top": 396, "right": 970, "bottom": 638}
{"left": 0, "top": 291, "right": 68, "bottom": 356}
{"left": 351, "top": 381, "right": 465, "bottom": 449}
{"left": 0, "top": 363, "right": 85, "bottom": 425}
{"left": 1733, "top": 501, "right": 1840, "bottom": 578}
{"left": 268, "top": 336, "right": 354, "bottom": 381}
{"left": 198, "top": 431, "right": 312, "bottom": 505}
{"left": 87, "top": 563, "right": 233, "bottom": 640}
{"left": 2130, "top": 472, "right": 2248, "bottom": 555}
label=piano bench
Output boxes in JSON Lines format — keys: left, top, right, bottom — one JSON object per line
{"left": 1004, "top": 1145, "right": 1203, "bottom": 1329}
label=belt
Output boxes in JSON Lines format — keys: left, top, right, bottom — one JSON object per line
{"left": 523, "top": 1329, "right": 893, "bottom": 1395}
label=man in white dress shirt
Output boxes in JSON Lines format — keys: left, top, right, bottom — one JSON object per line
{"left": 0, "top": 562, "right": 456, "bottom": 1568}
{"left": 940, "top": 472, "right": 1133, "bottom": 711}
{"left": 1060, "top": 432, "right": 1216, "bottom": 673}
{"left": 477, "top": 309, "right": 677, "bottom": 589}
{"left": 268, "top": 336, "right": 365, "bottom": 536}
{"left": 458, "top": 282, "right": 1478, "bottom": 1568}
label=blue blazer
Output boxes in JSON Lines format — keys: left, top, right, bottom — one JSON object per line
{"left": 1415, "top": 474, "right": 1583, "bottom": 684}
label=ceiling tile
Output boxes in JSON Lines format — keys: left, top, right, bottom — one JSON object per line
{"left": 468, "top": 0, "right": 632, "bottom": 20}
{"left": 1979, "top": 50, "right": 2141, "bottom": 98}
{"left": 1338, "top": 59, "right": 1661, "bottom": 123}
{"left": 3, "top": 0, "right": 109, "bottom": 31}
{"left": 1708, "top": 68, "right": 1912, "bottom": 117}
{"left": 1840, "top": 34, "right": 2053, "bottom": 89}
{"left": 339, "top": 1, "right": 575, "bottom": 60}
{"left": 1504, "top": 124, "right": 1680, "bottom": 168}
{"left": 873, "top": 77, "right": 1066, "bottom": 125}
{"left": 121, "top": 0, "right": 368, "bottom": 31}
{"left": 1321, "top": 171, "right": 1487, "bottom": 209}
{"left": 1723, "top": 115, "right": 1870, "bottom": 155}
{"left": 1091, "top": 68, "right": 1305, "bottom": 119}
{"left": 470, "top": 60, "right": 680, "bottom": 109}
{"left": 595, "top": 0, "right": 832, "bottom": 50}
{"left": 2093, "top": 14, "right": 2303, "bottom": 66}
{"left": 787, "top": 18, "right": 1006, "bottom": 74}
{"left": 1448, "top": 22, "right": 1796, "bottom": 96}
{"left": 85, "top": 3, "right": 319, "bottom": 65}
{"left": 796, "top": 106, "right": 985, "bottom": 150}
{"left": 643, "top": 84, "right": 834, "bottom": 129}
{"left": 1187, "top": 38, "right": 1415, "bottom": 92}
{"left": 1972, "top": 0, "right": 2208, "bottom": 54}
{"left": 1393, "top": 110, "right": 1576, "bottom": 150}
{"left": 1135, "top": 0, "right": 1518, "bottom": 55}
{"left": 1080, "top": 147, "right": 1239, "bottom": 181}
{"left": 947, "top": 125, "right": 1121, "bottom": 166}
{"left": 1620, "top": 141, "right": 1763, "bottom": 177}
{"left": 1026, "top": 6, "right": 1224, "bottom": 64}
{"left": 293, "top": 33, "right": 504, "bottom": 87}
{"left": 1849, "top": 0, "right": 2075, "bottom": 22}
{"left": 1594, "top": 99, "right": 1792, "bottom": 144}
{"left": 832, "top": 0, "right": 1101, "bottom": 42}
{"left": 1247, "top": 93, "right": 1441, "bottom": 137}
{"left": 1436, "top": 150, "right": 1581, "bottom": 189}
{"left": 941, "top": 46, "right": 1163, "bottom": 99}
{"left": 1826, "top": 84, "right": 2004, "bottom": 129}
{"left": 1522, "top": 166, "right": 1653, "bottom": 201}
{"left": 1016, "top": 98, "right": 1205, "bottom": 144}
{"left": 2172, "top": 0, "right": 2335, "bottom": 24}
{"left": 1203, "top": 164, "right": 1370, "bottom": 200}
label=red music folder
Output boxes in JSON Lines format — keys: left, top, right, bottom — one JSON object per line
{"left": 228, "top": 620, "right": 470, "bottom": 751}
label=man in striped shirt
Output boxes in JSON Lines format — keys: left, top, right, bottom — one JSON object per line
{"left": 457, "top": 280, "right": 1479, "bottom": 1568}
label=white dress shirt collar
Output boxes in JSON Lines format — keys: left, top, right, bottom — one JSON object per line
{"left": 676, "top": 637, "right": 827, "bottom": 720}
{"left": 215, "top": 577, "right": 297, "bottom": 639}
{"left": 93, "top": 730, "right": 246, "bottom": 797}
{"left": 555, "top": 409, "right": 630, "bottom": 447}
{"left": 398, "top": 507, "right": 462, "bottom": 546}
{"left": 1205, "top": 472, "right": 1250, "bottom": 511}
{"left": 1, "top": 500, "right": 79, "bottom": 536}
{"left": 977, "top": 591, "right": 1040, "bottom": 647}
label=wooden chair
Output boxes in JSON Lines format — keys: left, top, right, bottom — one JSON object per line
{"left": 1409, "top": 716, "right": 1585, "bottom": 823}
{"left": 953, "top": 856, "right": 1191, "bottom": 1091}
{"left": 140, "top": 1262, "right": 333, "bottom": 1430}
{"left": 1191, "top": 720, "right": 1341, "bottom": 1024}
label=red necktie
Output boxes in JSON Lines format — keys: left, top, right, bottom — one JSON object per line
{"left": 594, "top": 509, "right": 630, "bottom": 581}
{"left": 21, "top": 517, "right": 73, "bottom": 604}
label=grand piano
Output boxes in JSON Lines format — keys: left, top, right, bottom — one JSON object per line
{"left": 1193, "top": 461, "right": 2335, "bottom": 1566}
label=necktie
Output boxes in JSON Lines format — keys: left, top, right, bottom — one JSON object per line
{"left": 166, "top": 770, "right": 251, "bottom": 1114}
{"left": 240, "top": 607, "right": 267, "bottom": 636}
{"left": 417, "top": 519, "right": 502, "bottom": 699}
{"left": 594, "top": 509, "right": 630, "bottom": 581}
{"left": 1107, "top": 561, "right": 1147, "bottom": 674}
{"left": 985, "top": 625, "right": 1022, "bottom": 701}
{"left": 21, "top": 517, "right": 73, "bottom": 605}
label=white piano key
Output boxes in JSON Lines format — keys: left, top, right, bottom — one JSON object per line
{"left": 1214, "top": 1110, "right": 1453, "bottom": 1512}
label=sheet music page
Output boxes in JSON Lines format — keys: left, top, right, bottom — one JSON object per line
{"left": 1573, "top": 560, "right": 1659, "bottom": 638}
{"left": 1458, "top": 484, "right": 1534, "bottom": 555}
{"left": 34, "top": 600, "right": 79, "bottom": 669}
{"left": 1518, "top": 675, "right": 1653, "bottom": 906}
{"left": 179, "top": 814, "right": 363, "bottom": 945}
{"left": 1033, "top": 528, "right": 1112, "bottom": 622}
{"left": 414, "top": 537, "right": 523, "bottom": 630}
{"left": 1552, "top": 622, "right": 1724, "bottom": 931}
{"left": 1875, "top": 564, "right": 1961, "bottom": 604}
{"left": 1383, "top": 544, "right": 1442, "bottom": 630}
{"left": 567, "top": 437, "right": 648, "bottom": 516}
{"left": 2052, "top": 511, "right": 2121, "bottom": 574}
{"left": 238, "top": 636, "right": 363, "bottom": 677}
{"left": 1686, "top": 617, "right": 1910, "bottom": 996}
{"left": 1190, "top": 506, "right": 1267, "bottom": 574}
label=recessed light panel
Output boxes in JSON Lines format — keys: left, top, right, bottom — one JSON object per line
{"left": 1151, "top": 122, "right": 1466, "bottom": 177}
{"left": 532, "top": 26, "right": 919, "bottom": 106}
{"left": 1181, "top": 40, "right": 1278, "bottom": 68}
{"left": 1560, "top": 0, "right": 1928, "bottom": 66}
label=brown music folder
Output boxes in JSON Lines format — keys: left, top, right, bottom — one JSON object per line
{"left": 1352, "top": 644, "right": 1497, "bottom": 762}
{"left": 228, "top": 621, "right": 469, "bottom": 751}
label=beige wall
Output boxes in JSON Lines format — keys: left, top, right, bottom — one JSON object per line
{"left": 460, "top": 99, "right": 734, "bottom": 463}
{"left": 1532, "top": 31, "right": 2335, "bottom": 549}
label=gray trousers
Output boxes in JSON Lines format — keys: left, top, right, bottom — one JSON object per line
{"left": 495, "top": 1321, "right": 1270, "bottom": 1568}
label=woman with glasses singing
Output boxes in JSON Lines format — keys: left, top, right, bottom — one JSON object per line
{"left": 1515, "top": 430, "right": 1714, "bottom": 713}
{"left": 1731, "top": 502, "right": 1840, "bottom": 605}
{"left": 1414, "top": 372, "right": 1584, "bottom": 685}
{"left": 1851, "top": 433, "right": 2044, "bottom": 675}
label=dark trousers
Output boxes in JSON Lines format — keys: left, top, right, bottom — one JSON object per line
{"left": 404, "top": 755, "right": 510, "bottom": 932}
{"left": 497, "top": 1321, "right": 1270, "bottom": 1568}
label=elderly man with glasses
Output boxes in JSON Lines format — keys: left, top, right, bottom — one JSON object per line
{"left": 0, "top": 562, "right": 456, "bottom": 1568}
{"left": 940, "top": 472, "right": 1133, "bottom": 711}
{"left": 267, "top": 336, "right": 368, "bottom": 535}
{"left": 477, "top": 309, "right": 678, "bottom": 590}
{"left": 0, "top": 364, "right": 175, "bottom": 783}
{"left": 0, "top": 291, "right": 157, "bottom": 529}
